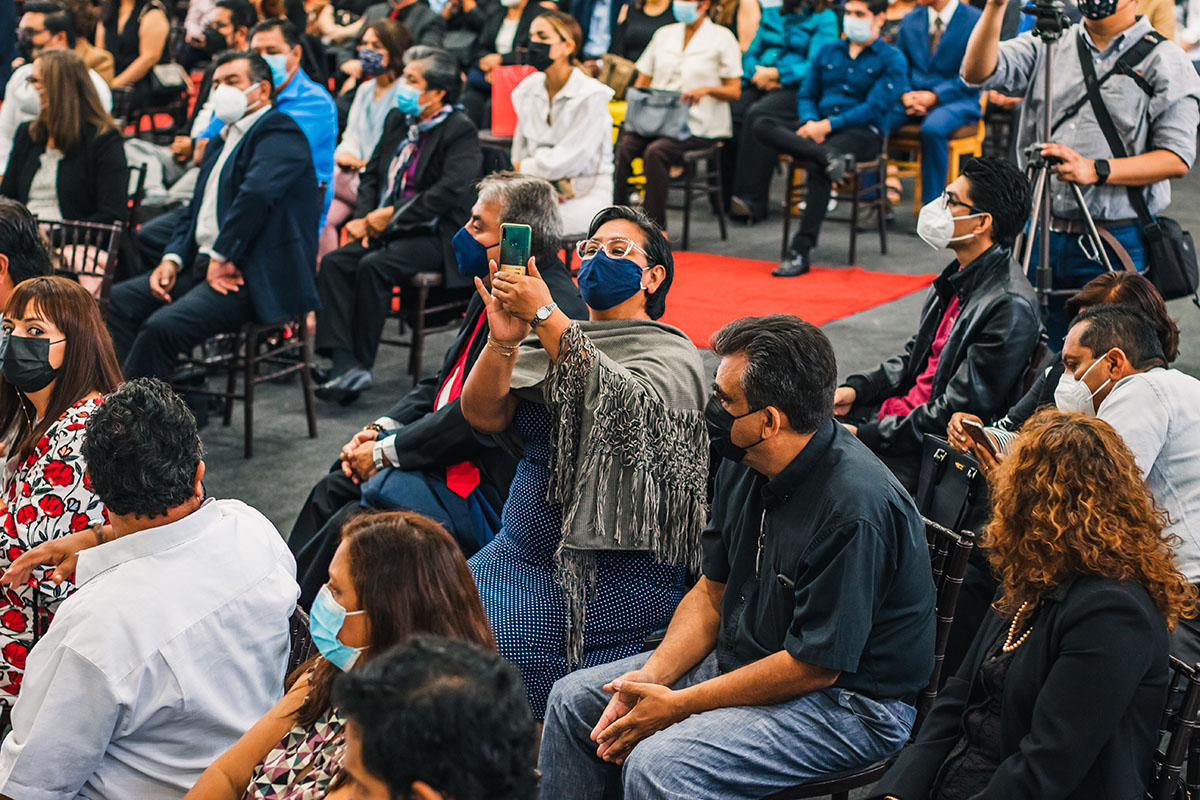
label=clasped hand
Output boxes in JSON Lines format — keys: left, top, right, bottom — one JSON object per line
{"left": 472, "top": 258, "right": 553, "bottom": 343}
{"left": 588, "top": 668, "right": 687, "bottom": 764}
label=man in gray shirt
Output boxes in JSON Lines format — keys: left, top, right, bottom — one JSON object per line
{"left": 961, "top": 0, "right": 1200, "bottom": 346}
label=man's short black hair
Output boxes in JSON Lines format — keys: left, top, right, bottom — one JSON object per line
{"left": 212, "top": 49, "right": 275, "bottom": 100}
{"left": 843, "top": 0, "right": 888, "bottom": 15}
{"left": 1070, "top": 303, "right": 1167, "bottom": 370}
{"left": 960, "top": 156, "right": 1032, "bottom": 249}
{"left": 586, "top": 206, "right": 673, "bottom": 319}
{"left": 334, "top": 635, "right": 537, "bottom": 800}
{"left": 0, "top": 199, "right": 53, "bottom": 285}
{"left": 249, "top": 17, "right": 301, "bottom": 48}
{"left": 710, "top": 314, "right": 837, "bottom": 434}
{"left": 82, "top": 378, "right": 205, "bottom": 518}
{"left": 25, "top": 2, "right": 78, "bottom": 47}
{"left": 216, "top": 0, "right": 257, "bottom": 31}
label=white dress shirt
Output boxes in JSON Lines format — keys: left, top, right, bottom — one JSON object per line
{"left": 166, "top": 104, "right": 272, "bottom": 269}
{"left": 1098, "top": 368, "right": 1200, "bottom": 582}
{"left": 0, "top": 499, "right": 299, "bottom": 800}
{"left": 928, "top": 0, "right": 959, "bottom": 35}
{"left": 0, "top": 63, "right": 112, "bottom": 173}
{"left": 635, "top": 19, "right": 743, "bottom": 139}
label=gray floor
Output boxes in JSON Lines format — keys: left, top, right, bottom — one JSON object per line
{"left": 204, "top": 163, "right": 1200, "bottom": 535}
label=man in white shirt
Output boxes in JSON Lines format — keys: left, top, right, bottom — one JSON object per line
{"left": 0, "top": 2, "right": 112, "bottom": 176}
{"left": 0, "top": 377, "right": 299, "bottom": 800}
{"left": 1058, "top": 304, "right": 1200, "bottom": 659}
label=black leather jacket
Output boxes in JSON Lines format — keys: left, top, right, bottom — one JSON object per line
{"left": 845, "top": 244, "right": 1041, "bottom": 456}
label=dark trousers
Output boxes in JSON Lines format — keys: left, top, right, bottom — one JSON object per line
{"left": 613, "top": 130, "right": 715, "bottom": 231}
{"left": 315, "top": 235, "right": 443, "bottom": 371}
{"left": 106, "top": 256, "right": 256, "bottom": 380}
{"left": 742, "top": 117, "right": 881, "bottom": 254}
{"left": 723, "top": 85, "right": 801, "bottom": 216}
{"left": 137, "top": 207, "right": 186, "bottom": 269}
{"left": 289, "top": 464, "right": 363, "bottom": 609}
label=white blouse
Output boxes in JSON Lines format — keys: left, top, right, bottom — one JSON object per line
{"left": 511, "top": 68, "right": 615, "bottom": 181}
{"left": 25, "top": 150, "right": 64, "bottom": 222}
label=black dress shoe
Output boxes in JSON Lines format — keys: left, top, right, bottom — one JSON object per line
{"left": 315, "top": 367, "right": 373, "bottom": 405}
{"left": 729, "top": 195, "right": 756, "bottom": 222}
{"left": 773, "top": 252, "right": 811, "bottom": 277}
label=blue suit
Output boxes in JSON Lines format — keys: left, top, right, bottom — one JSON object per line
{"left": 894, "top": 3, "right": 982, "bottom": 203}
{"left": 107, "top": 110, "right": 321, "bottom": 380}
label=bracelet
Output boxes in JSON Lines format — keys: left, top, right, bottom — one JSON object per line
{"left": 487, "top": 339, "right": 517, "bottom": 358}
{"left": 487, "top": 334, "right": 521, "bottom": 348}
{"left": 363, "top": 422, "right": 386, "bottom": 434}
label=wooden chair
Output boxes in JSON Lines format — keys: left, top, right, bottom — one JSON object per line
{"left": 380, "top": 274, "right": 473, "bottom": 379}
{"left": 1148, "top": 657, "right": 1200, "bottom": 800}
{"left": 766, "top": 518, "right": 976, "bottom": 800}
{"left": 38, "top": 219, "right": 123, "bottom": 319}
{"left": 888, "top": 95, "right": 988, "bottom": 214}
{"left": 780, "top": 146, "right": 889, "bottom": 265}
{"left": 561, "top": 233, "right": 588, "bottom": 276}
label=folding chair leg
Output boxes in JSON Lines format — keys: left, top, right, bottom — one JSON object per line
{"left": 223, "top": 343, "right": 238, "bottom": 427}
{"left": 681, "top": 164, "right": 693, "bottom": 251}
{"left": 848, "top": 173, "right": 860, "bottom": 265}
{"left": 878, "top": 159, "right": 889, "bottom": 255}
{"left": 409, "top": 285, "right": 429, "bottom": 379}
{"left": 243, "top": 331, "right": 256, "bottom": 459}
{"left": 710, "top": 151, "right": 727, "bottom": 242}
{"left": 299, "top": 323, "right": 318, "bottom": 440}
{"left": 781, "top": 165, "right": 796, "bottom": 261}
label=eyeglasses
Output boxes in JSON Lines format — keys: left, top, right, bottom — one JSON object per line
{"left": 940, "top": 192, "right": 985, "bottom": 215}
{"left": 575, "top": 237, "right": 648, "bottom": 260}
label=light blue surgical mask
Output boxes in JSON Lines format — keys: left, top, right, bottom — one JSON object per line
{"left": 310, "top": 584, "right": 366, "bottom": 671}
{"left": 395, "top": 82, "right": 424, "bottom": 116}
{"left": 261, "top": 52, "right": 291, "bottom": 86}
{"left": 673, "top": 0, "right": 701, "bottom": 23}
{"left": 842, "top": 15, "right": 875, "bottom": 42}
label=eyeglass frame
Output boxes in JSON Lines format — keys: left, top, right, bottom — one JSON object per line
{"left": 575, "top": 237, "right": 652, "bottom": 261}
{"left": 940, "top": 191, "right": 987, "bottom": 217}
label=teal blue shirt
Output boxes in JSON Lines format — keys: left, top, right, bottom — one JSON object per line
{"left": 742, "top": 6, "right": 839, "bottom": 88}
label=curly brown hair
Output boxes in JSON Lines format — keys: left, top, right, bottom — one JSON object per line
{"left": 985, "top": 409, "right": 1196, "bottom": 628}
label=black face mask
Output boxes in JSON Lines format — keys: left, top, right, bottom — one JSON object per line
{"left": 0, "top": 334, "right": 62, "bottom": 394}
{"left": 527, "top": 41, "right": 555, "bottom": 71}
{"left": 704, "top": 395, "right": 765, "bottom": 464}
{"left": 16, "top": 31, "right": 36, "bottom": 62}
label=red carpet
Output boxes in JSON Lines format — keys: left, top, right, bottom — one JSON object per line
{"left": 659, "top": 252, "right": 937, "bottom": 347}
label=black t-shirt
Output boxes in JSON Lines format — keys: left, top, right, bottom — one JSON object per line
{"left": 701, "top": 420, "right": 936, "bottom": 701}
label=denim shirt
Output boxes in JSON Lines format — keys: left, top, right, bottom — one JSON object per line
{"left": 1097, "top": 368, "right": 1200, "bottom": 583}
{"left": 797, "top": 38, "right": 910, "bottom": 133}
{"left": 742, "top": 7, "right": 840, "bottom": 88}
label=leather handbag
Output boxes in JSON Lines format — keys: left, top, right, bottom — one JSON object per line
{"left": 915, "top": 434, "right": 985, "bottom": 533}
{"left": 597, "top": 53, "right": 637, "bottom": 101}
{"left": 623, "top": 87, "right": 691, "bottom": 141}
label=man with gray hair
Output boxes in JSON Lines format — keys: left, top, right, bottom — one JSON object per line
{"left": 289, "top": 172, "right": 587, "bottom": 609}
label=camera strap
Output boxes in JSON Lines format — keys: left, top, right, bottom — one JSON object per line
{"left": 1075, "top": 30, "right": 1156, "bottom": 229}
{"left": 1050, "top": 29, "right": 1163, "bottom": 136}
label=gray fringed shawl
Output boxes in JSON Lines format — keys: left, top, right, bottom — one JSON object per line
{"left": 508, "top": 320, "right": 710, "bottom": 666}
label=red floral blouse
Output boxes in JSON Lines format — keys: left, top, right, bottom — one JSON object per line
{"left": 0, "top": 396, "right": 107, "bottom": 701}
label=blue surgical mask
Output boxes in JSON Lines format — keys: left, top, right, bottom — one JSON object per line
{"left": 310, "top": 584, "right": 366, "bottom": 671}
{"left": 395, "top": 82, "right": 424, "bottom": 116}
{"left": 577, "top": 251, "right": 649, "bottom": 311}
{"left": 673, "top": 0, "right": 701, "bottom": 23}
{"left": 261, "top": 52, "right": 291, "bottom": 86}
{"left": 842, "top": 15, "right": 874, "bottom": 42}
{"left": 453, "top": 226, "right": 493, "bottom": 279}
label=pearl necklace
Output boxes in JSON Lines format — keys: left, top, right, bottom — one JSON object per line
{"left": 1002, "top": 601, "right": 1034, "bottom": 653}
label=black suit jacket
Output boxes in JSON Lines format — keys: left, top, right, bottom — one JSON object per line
{"left": 875, "top": 576, "right": 1169, "bottom": 800}
{"left": 466, "top": 0, "right": 542, "bottom": 65}
{"left": 382, "top": 254, "right": 587, "bottom": 492}
{"left": 356, "top": 107, "right": 483, "bottom": 287}
{"left": 362, "top": 0, "right": 446, "bottom": 45}
{"left": 1, "top": 124, "right": 128, "bottom": 224}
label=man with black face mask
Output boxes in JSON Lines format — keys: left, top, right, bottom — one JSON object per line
{"left": 539, "top": 314, "right": 936, "bottom": 798}
{"left": 961, "top": 0, "right": 1200, "bottom": 347}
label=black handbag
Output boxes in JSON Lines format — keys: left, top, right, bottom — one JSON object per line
{"left": 915, "top": 434, "right": 985, "bottom": 533}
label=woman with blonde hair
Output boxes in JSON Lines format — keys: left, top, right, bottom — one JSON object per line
{"left": 875, "top": 409, "right": 1197, "bottom": 800}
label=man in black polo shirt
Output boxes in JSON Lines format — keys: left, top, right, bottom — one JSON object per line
{"left": 538, "top": 315, "right": 936, "bottom": 799}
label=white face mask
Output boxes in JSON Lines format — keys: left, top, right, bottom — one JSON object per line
{"left": 1053, "top": 352, "right": 1113, "bottom": 416}
{"left": 916, "top": 194, "right": 986, "bottom": 250}
{"left": 211, "top": 83, "right": 259, "bottom": 125}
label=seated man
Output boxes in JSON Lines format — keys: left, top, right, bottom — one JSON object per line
{"left": 835, "top": 156, "right": 1040, "bottom": 490}
{"left": 732, "top": 0, "right": 909, "bottom": 276}
{"left": 1059, "top": 304, "right": 1200, "bottom": 662}
{"left": 894, "top": 0, "right": 982, "bottom": 205}
{"left": 315, "top": 47, "right": 482, "bottom": 404}
{"left": 335, "top": 636, "right": 538, "bottom": 800}
{"left": 539, "top": 314, "right": 936, "bottom": 799}
{"left": 290, "top": 172, "right": 586, "bottom": 608}
{"left": 0, "top": 198, "right": 53, "bottom": 312}
{"left": 106, "top": 51, "right": 322, "bottom": 381}
{"left": 0, "top": 378, "right": 298, "bottom": 799}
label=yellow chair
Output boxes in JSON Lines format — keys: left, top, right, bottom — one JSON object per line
{"left": 889, "top": 95, "right": 988, "bottom": 214}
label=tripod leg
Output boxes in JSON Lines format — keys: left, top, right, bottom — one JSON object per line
{"left": 1070, "top": 182, "right": 1114, "bottom": 272}
{"left": 1022, "top": 167, "right": 1047, "bottom": 276}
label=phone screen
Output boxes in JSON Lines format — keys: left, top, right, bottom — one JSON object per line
{"left": 499, "top": 223, "right": 531, "bottom": 275}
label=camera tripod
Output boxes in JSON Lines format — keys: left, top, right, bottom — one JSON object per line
{"left": 1013, "top": 0, "right": 1114, "bottom": 309}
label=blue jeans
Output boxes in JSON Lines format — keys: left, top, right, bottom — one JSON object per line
{"left": 1028, "top": 222, "right": 1146, "bottom": 349}
{"left": 538, "top": 651, "right": 916, "bottom": 800}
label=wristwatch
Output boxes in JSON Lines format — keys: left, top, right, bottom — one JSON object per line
{"left": 372, "top": 438, "right": 390, "bottom": 472}
{"left": 1094, "top": 158, "right": 1111, "bottom": 186}
{"left": 531, "top": 302, "right": 558, "bottom": 328}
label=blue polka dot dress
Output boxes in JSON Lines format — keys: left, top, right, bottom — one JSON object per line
{"left": 469, "top": 401, "right": 687, "bottom": 718}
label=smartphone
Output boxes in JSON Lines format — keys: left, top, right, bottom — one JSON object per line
{"left": 499, "top": 223, "right": 531, "bottom": 276}
{"left": 961, "top": 418, "right": 999, "bottom": 459}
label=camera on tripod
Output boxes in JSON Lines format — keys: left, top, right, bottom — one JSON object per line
{"left": 1023, "top": 143, "right": 1064, "bottom": 169}
{"left": 1021, "top": 0, "right": 1070, "bottom": 40}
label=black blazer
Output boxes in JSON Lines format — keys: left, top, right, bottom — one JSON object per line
{"left": 355, "top": 107, "right": 483, "bottom": 287}
{"left": 1, "top": 123, "right": 128, "bottom": 225}
{"left": 875, "top": 576, "right": 1169, "bottom": 800}
{"left": 467, "top": 0, "right": 542, "bottom": 65}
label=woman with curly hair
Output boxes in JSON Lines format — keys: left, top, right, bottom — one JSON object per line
{"left": 874, "top": 409, "right": 1197, "bottom": 800}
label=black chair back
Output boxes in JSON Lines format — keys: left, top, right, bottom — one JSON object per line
{"left": 1148, "top": 657, "right": 1200, "bottom": 800}
{"left": 38, "top": 219, "right": 123, "bottom": 318}
{"left": 287, "top": 606, "right": 316, "bottom": 678}
{"left": 918, "top": 517, "right": 976, "bottom": 728}
{"left": 127, "top": 163, "right": 148, "bottom": 231}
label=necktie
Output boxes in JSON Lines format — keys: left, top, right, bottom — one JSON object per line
{"left": 930, "top": 16, "right": 944, "bottom": 54}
